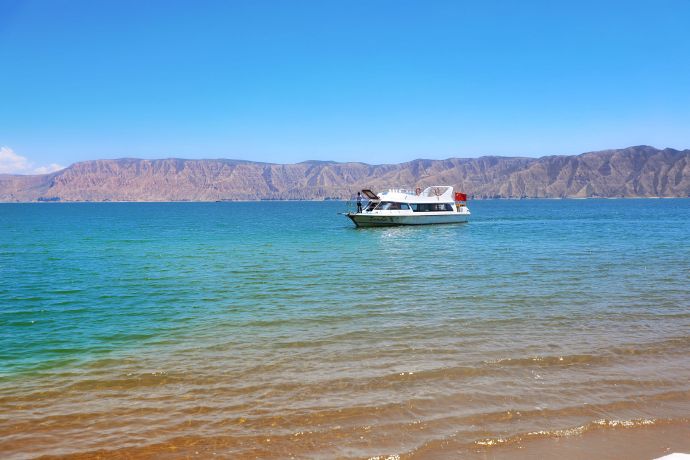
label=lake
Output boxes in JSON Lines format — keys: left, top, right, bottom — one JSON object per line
{"left": 1, "top": 199, "right": 689, "bottom": 459}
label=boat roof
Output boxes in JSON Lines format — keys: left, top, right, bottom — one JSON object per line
{"left": 361, "top": 186, "right": 456, "bottom": 203}
{"left": 361, "top": 189, "right": 379, "bottom": 200}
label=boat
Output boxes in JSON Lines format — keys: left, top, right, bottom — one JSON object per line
{"left": 344, "top": 186, "right": 470, "bottom": 227}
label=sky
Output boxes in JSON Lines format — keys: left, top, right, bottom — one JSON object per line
{"left": 1, "top": 0, "right": 689, "bottom": 173}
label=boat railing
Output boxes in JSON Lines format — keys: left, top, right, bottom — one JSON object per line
{"left": 345, "top": 193, "right": 376, "bottom": 214}
{"left": 385, "top": 188, "right": 417, "bottom": 195}
{"left": 383, "top": 186, "right": 454, "bottom": 198}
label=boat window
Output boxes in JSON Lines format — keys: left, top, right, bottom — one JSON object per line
{"left": 376, "top": 201, "right": 404, "bottom": 210}
{"left": 400, "top": 203, "right": 410, "bottom": 210}
{"left": 365, "top": 202, "right": 377, "bottom": 211}
{"left": 411, "top": 203, "right": 454, "bottom": 212}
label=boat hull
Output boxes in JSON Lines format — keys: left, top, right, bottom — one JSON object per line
{"left": 346, "top": 212, "right": 469, "bottom": 227}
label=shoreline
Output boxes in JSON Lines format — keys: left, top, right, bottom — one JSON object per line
{"left": 1, "top": 196, "right": 689, "bottom": 204}
{"left": 21, "top": 418, "right": 690, "bottom": 459}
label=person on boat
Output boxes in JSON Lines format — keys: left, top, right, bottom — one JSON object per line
{"left": 356, "top": 192, "right": 363, "bottom": 213}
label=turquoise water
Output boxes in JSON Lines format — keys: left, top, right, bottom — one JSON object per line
{"left": 1, "top": 200, "right": 689, "bottom": 458}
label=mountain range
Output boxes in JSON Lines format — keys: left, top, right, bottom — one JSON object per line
{"left": 0, "top": 146, "right": 688, "bottom": 201}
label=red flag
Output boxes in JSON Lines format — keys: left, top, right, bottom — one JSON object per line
{"left": 455, "top": 192, "right": 467, "bottom": 201}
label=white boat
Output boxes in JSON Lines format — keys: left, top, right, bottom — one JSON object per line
{"left": 344, "top": 186, "right": 470, "bottom": 227}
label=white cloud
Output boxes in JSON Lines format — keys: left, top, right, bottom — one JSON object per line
{"left": 0, "top": 146, "right": 64, "bottom": 175}
{"left": 33, "top": 163, "right": 65, "bottom": 174}
{"left": 0, "top": 146, "right": 31, "bottom": 173}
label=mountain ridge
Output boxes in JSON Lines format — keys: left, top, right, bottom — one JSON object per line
{"left": 1, "top": 146, "right": 688, "bottom": 201}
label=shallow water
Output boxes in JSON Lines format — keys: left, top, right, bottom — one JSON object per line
{"left": 1, "top": 199, "right": 689, "bottom": 459}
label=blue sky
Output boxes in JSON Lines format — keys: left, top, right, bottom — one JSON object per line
{"left": 1, "top": 0, "right": 689, "bottom": 172}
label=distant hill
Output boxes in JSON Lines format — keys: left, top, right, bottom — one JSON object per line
{"left": 0, "top": 146, "right": 688, "bottom": 201}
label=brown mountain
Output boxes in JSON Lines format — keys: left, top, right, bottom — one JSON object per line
{"left": 0, "top": 146, "right": 688, "bottom": 202}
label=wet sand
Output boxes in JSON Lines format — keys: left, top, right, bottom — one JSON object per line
{"left": 27, "top": 419, "right": 690, "bottom": 459}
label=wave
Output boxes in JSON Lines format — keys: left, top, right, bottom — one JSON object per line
{"left": 474, "top": 417, "right": 677, "bottom": 448}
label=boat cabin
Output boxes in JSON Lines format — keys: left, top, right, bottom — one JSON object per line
{"left": 359, "top": 186, "right": 466, "bottom": 213}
